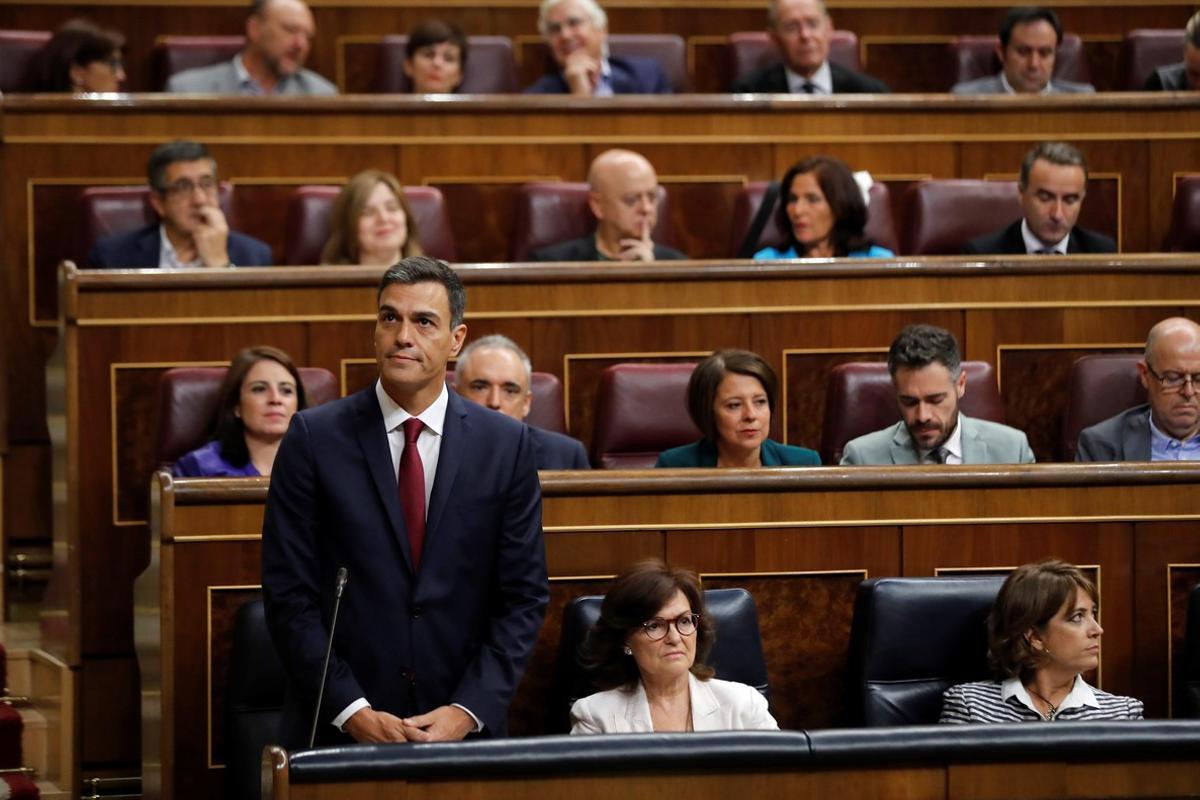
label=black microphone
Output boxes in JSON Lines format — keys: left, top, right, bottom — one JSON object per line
{"left": 309, "top": 567, "right": 349, "bottom": 749}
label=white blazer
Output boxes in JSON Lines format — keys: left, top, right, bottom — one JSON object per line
{"left": 569, "top": 674, "right": 778, "bottom": 734}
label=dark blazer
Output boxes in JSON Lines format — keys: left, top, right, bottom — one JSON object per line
{"left": 261, "top": 386, "right": 549, "bottom": 746}
{"left": 1142, "top": 63, "right": 1190, "bottom": 91}
{"left": 1075, "top": 403, "right": 1152, "bottom": 462}
{"left": 87, "top": 222, "right": 273, "bottom": 268}
{"left": 731, "top": 61, "right": 890, "bottom": 94}
{"left": 962, "top": 220, "right": 1117, "bottom": 256}
{"left": 530, "top": 236, "right": 687, "bottom": 262}
{"left": 524, "top": 54, "right": 671, "bottom": 94}
{"left": 530, "top": 426, "right": 590, "bottom": 469}
{"left": 655, "top": 438, "right": 820, "bottom": 467}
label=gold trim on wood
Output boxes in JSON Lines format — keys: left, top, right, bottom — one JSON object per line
{"left": 781, "top": 346, "right": 889, "bottom": 447}
{"left": 207, "top": 583, "right": 263, "bottom": 770}
{"left": 1165, "top": 562, "right": 1200, "bottom": 719}
{"left": 339, "top": 357, "right": 376, "bottom": 397}
{"left": 994, "top": 341, "right": 1142, "bottom": 395}
{"left": 561, "top": 350, "right": 710, "bottom": 434}
{"left": 544, "top": 514, "right": 1200, "bottom": 533}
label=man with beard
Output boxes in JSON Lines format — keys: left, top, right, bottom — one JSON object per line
{"left": 840, "top": 325, "right": 1035, "bottom": 465}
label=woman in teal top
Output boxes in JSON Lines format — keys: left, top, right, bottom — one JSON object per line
{"left": 753, "top": 155, "right": 894, "bottom": 261}
{"left": 656, "top": 350, "right": 820, "bottom": 468}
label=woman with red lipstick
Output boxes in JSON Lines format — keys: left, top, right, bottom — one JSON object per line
{"left": 570, "top": 560, "right": 777, "bottom": 733}
{"left": 402, "top": 20, "right": 467, "bottom": 94}
{"left": 941, "top": 560, "right": 1143, "bottom": 723}
{"left": 173, "top": 346, "right": 308, "bottom": 478}
{"left": 321, "top": 170, "right": 424, "bottom": 267}
{"left": 656, "top": 350, "right": 820, "bottom": 468}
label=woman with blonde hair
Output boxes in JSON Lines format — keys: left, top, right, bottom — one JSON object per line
{"left": 321, "top": 170, "right": 423, "bottom": 266}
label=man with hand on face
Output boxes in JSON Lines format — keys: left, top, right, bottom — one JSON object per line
{"left": 454, "top": 334, "right": 590, "bottom": 469}
{"left": 951, "top": 6, "right": 1093, "bottom": 94}
{"left": 531, "top": 149, "right": 688, "bottom": 262}
{"left": 963, "top": 142, "right": 1116, "bottom": 255}
{"left": 262, "top": 257, "right": 548, "bottom": 746}
{"left": 167, "top": 0, "right": 336, "bottom": 95}
{"left": 1077, "top": 318, "right": 1200, "bottom": 461}
{"left": 840, "top": 325, "right": 1035, "bottom": 465}
{"left": 525, "top": 0, "right": 670, "bottom": 95}
{"left": 88, "top": 140, "right": 272, "bottom": 269}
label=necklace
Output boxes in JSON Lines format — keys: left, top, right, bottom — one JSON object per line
{"left": 1026, "top": 686, "right": 1058, "bottom": 721}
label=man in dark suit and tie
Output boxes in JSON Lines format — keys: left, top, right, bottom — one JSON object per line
{"left": 732, "top": 0, "right": 889, "bottom": 94}
{"left": 963, "top": 142, "right": 1116, "bottom": 256}
{"left": 262, "top": 256, "right": 549, "bottom": 746}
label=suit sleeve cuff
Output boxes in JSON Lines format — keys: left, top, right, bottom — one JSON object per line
{"left": 332, "top": 698, "right": 371, "bottom": 731}
{"left": 452, "top": 703, "right": 484, "bottom": 733}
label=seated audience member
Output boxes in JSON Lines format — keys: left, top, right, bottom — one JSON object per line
{"left": 167, "top": 0, "right": 336, "bottom": 95}
{"left": 173, "top": 345, "right": 307, "bottom": 477}
{"left": 940, "top": 559, "right": 1143, "bottom": 723}
{"left": 1143, "top": 11, "right": 1200, "bottom": 90}
{"left": 531, "top": 149, "right": 687, "bottom": 261}
{"left": 754, "top": 156, "right": 894, "bottom": 260}
{"left": 963, "top": 142, "right": 1116, "bottom": 255}
{"left": 403, "top": 20, "right": 467, "bottom": 93}
{"left": 1077, "top": 317, "right": 1200, "bottom": 461}
{"left": 732, "top": 0, "right": 888, "bottom": 94}
{"left": 32, "top": 18, "right": 126, "bottom": 93}
{"left": 525, "top": 0, "right": 670, "bottom": 95}
{"left": 454, "top": 334, "right": 590, "bottom": 469}
{"left": 656, "top": 349, "right": 820, "bottom": 467}
{"left": 571, "top": 560, "right": 778, "bottom": 733}
{"left": 321, "top": 170, "right": 423, "bottom": 266}
{"left": 951, "top": 7, "right": 1094, "bottom": 94}
{"left": 841, "top": 325, "right": 1035, "bottom": 465}
{"left": 88, "top": 140, "right": 272, "bottom": 269}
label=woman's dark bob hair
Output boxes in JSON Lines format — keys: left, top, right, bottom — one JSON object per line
{"left": 775, "top": 155, "right": 872, "bottom": 257}
{"left": 213, "top": 346, "right": 308, "bottom": 467}
{"left": 405, "top": 19, "right": 469, "bottom": 71}
{"left": 34, "top": 18, "right": 125, "bottom": 92}
{"left": 580, "top": 560, "right": 716, "bottom": 691}
{"left": 686, "top": 349, "right": 777, "bottom": 444}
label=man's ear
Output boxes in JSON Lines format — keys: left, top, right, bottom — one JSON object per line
{"left": 586, "top": 191, "right": 604, "bottom": 221}
{"left": 955, "top": 368, "right": 967, "bottom": 400}
{"left": 449, "top": 324, "right": 468, "bottom": 356}
{"left": 148, "top": 191, "right": 166, "bottom": 220}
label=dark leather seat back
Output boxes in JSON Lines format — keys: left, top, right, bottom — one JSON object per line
{"left": 905, "top": 180, "right": 1020, "bottom": 255}
{"left": 283, "top": 184, "right": 457, "bottom": 265}
{"left": 1120, "top": 29, "right": 1184, "bottom": 90}
{"left": 81, "top": 184, "right": 236, "bottom": 265}
{"left": 508, "top": 182, "right": 674, "bottom": 261}
{"left": 591, "top": 362, "right": 701, "bottom": 469}
{"left": 728, "top": 180, "right": 898, "bottom": 257}
{"left": 1185, "top": 584, "right": 1200, "bottom": 718}
{"left": 1165, "top": 177, "right": 1200, "bottom": 252}
{"left": 371, "top": 35, "right": 519, "bottom": 93}
{"left": 0, "top": 30, "right": 51, "bottom": 92}
{"left": 949, "top": 33, "right": 1090, "bottom": 88}
{"left": 820, "top": 361, "right": 1003, "bottom": 464}
{"left": 1060, "top": 354, "right": 1145, "bottom": 461}
{"left": 225, "top": 598, "right": 284, "bottom": 800}
{"left": 554, "top": 587, "right": 769, "bottom": 731}
{"left": 848, "top": 575, "right": 1005, "bottom": 725}
{"left": 726, "top": 30, "right": 862, "bottom": 88}
{"left": 156, "top": 366, "right": 338, "bottom": 468}
{"left": 152, "top": 35, "right": 245, "bottom": 89}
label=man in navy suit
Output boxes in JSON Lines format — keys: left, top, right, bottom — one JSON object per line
{"left": 454, "top": 334, "right": 590, "bottom": 469}
{"left": 262, "top": 257, "right": 548, "bottom": 746}
{"left": 87, "top": 140, "right": 272, "bottom": 269}
{"left": 525, "top": 0, "right": 670, "bottom": 94}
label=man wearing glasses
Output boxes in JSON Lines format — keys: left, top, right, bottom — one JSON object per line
{"left": 1077, "top": 318, "right": 1200, "bottom": 461}
{"left": 88, "top": 139, "right": 272, "bottom": 269}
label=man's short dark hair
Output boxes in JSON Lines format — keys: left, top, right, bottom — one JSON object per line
{"left": 999, "top": 6, "right": 1063, "bottom": 50}
{"left": 1019, "top": 141, "right": 1087, "bottom": 189}
{"left": 378, "top": 256, "right": 466, "bottom": 328}
{"left": 887, "top": 324, "right": 962, "bottom": 378}
{"left": 147, "top": 140, "right": 215, "bottom": 192}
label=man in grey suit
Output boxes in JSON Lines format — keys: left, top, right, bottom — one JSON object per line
{"left": 951, "top": 7, "right": 1093, "bottom": 94}
{"left": 167, "top": 0, "right": 336, "bottom": 95}
{"left": 841, "top": 325, "right": 1035, "bottom": 465}
{"left": 1076, "top": 318, "right": 1200, "bottom": 461}
{"left": 1143, "top": 12, "right": 1200, "bottom": 91}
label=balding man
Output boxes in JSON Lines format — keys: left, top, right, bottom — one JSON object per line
{"left": 531, "top": 149, "right": 687, "bottom": 262}
{"left": 1076, "top": 318, "right": 1200, "bottom": 461}
{"left": 454, "top": 335, "right": 590, "bottom": 469}
{"left": 167, "top": 0, "right": 336, "bottom": 95}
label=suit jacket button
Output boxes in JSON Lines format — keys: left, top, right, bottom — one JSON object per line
{"left": 411, "top": 605, "right": 423, "bottom": 618}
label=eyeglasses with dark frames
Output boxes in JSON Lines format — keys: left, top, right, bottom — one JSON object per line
{"left": 1144, "top": 363, "right": 1200, "bottom": 394}
{"left": 640, "top": 612, "right": 700, "bottom": 641}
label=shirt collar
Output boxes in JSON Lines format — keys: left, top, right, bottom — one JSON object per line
{"left": 375, "top": 379, "right": 449, "bottom": 438}
{"left": 158, "top": 225, "right": 201, "bottom": 269}
{"left": 917, "top": 412, "right": 963, "bottom": 462}
{"left": 1001, "top": 675, "right": 1099, "bottom": 717}
{"left": 1021, "top": 218, "right": 1069, "bottom": 254}
{"left": 1000, "top": 71, "right": 1052, "bottom": 95}
{"left": 233, "top": 52, "right": 297, "bottom": 96}
{"left": 1149, "top": 408, "right": 1200, "bottom": 455}
{"left": 785, "top": 61, "right": 832, "bottom": 95}
{"left": 591, "top": 57, "right": 615, "bottom": 97}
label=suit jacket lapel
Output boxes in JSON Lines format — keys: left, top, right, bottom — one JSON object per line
{"left": 1125, "top": 410, "right": 1152, "bottom": 460}
{"left": 960, "top": 416, "right": 987, "bottom": 464}
{"left": 890, "top": 423, "right": 919, "bottom": 464}
{"left": 353, "top": 387, "right": 414, "bottom": 571}
{"left": 1004, "top": 221, "right": 1027, "bottom": 254}
{"left": 136, "top": 224, "right": 160, "bottom": 265}
{"left": 689, "top": 674, "right": 721, "bottom": 731}
{"left": 425, "top": 389, "right": 467, "bottom": 547}
{"left": 625, "top": 682, "right": 654, "bottom": 732}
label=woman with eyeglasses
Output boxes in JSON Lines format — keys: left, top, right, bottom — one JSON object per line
{"left": 33, "top": 18, "right": 126, "bottom": 93}
{"left": 570, "top": 560, "right": 777, "bottom": 733}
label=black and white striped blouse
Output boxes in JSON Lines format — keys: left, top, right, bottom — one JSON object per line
{"left": 939, "top": 677, "right": 1143, "bottom": 724}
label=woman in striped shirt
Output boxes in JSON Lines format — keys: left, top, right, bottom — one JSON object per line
{"left": 940, "top": 560, "right": 1143, "bottom": 723}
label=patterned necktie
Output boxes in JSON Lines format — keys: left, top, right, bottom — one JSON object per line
{"left": 399, "top": 418, "right": 426, "bottom": 569}
{"left": 929, "top": 446, "right": 950, "bottom": 464}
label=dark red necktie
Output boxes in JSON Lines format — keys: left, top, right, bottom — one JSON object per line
{"left": 399, "top": 418, "right": 426, "bottom": 570}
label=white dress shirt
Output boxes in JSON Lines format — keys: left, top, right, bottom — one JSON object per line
{"left": 918, "top": 412, "right": 964, "bottom": 464}
{"left": 1021, "top": 219, "right": 1069, "bottom": 254}
{"left": 785, "top": 61, "right": 832, "bottom": 94}
{"left": 158, "top": 226, "right": 202, "bottom": 269}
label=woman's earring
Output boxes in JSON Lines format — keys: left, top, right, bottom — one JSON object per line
{"left": 623, "top": 646, "right": 632, "bottom": 655}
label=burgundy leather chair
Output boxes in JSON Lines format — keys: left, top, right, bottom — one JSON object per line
{"left": 948, "top": 33, "right": 1091, "bottom": 89}
{"left": 155, "top": 366, "right": 338, "bottom": 468}
{"left": 1060, "top": 354, "right": 1145, "bottom": 461}
{"left": 528, "top": 34, "right": 689, "bottom": 92}
{"left": 282, "top": 184, "right": 457, "bottom": 265}
{"left": 152, "top": 35, "right": 245, "bottom": 90}
{"left": 80, "top": 183, "right": 235, "bottom": 267}
{"left": 1165, "top": 177, "right": 1200, "bottom": 252}
{"left": 591, "top": 362, "right": 701, "bottom": 469}
{"left": 1120, "top": 29, "right": 1184, "bottom": 90}
{"left": 726, "top": 30, "right": 862, "bottom": 89}
{"left": 0, "top": 30, "right": 51, "bottom": 92}
{"left": 904, "top": 180, "right": 1020, "bottom": 256}
{"left": 448, "top": 369, "right": 568, "bottom": 434}
{"left": 372, "top": 35, "right": 519, "bottom": 93}
{"left": 508, "top": 182, "right": 674, "bottom": 262}
{"left": 727, "top": 179, "right": 898, "bottom": 257}
{"left": 820, "top": 361, "right": 1004, "bottom": 465}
